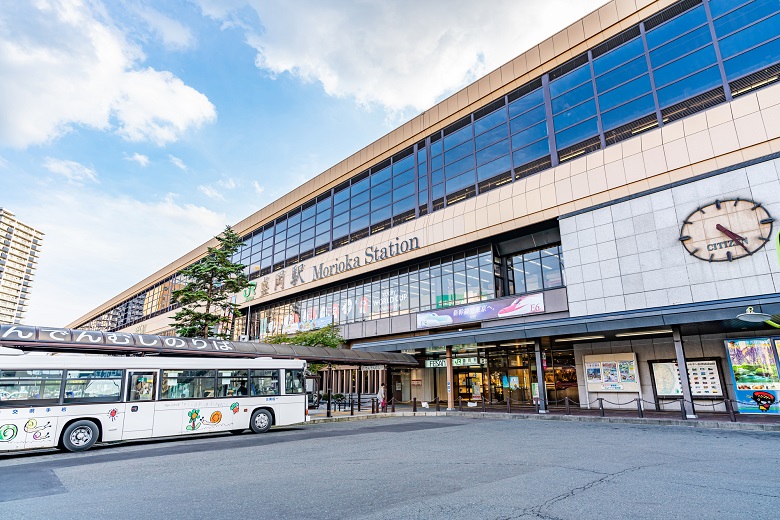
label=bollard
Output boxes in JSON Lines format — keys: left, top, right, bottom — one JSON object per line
{"left": 459, "top": 397, "right": 463, "bottom": 412}
{"left": 507, "top": 397, "right": 511, "bottom": 414}
{"left": 636, "top": 398, "right": 643, "bottom": 419}
{"left": 679, "top": 399, "right": 687, "bottom": 420}
{"left": 391, "top": 397, "right": 395, "bottom": 413}
{"left": 725, "top": 399, "right": 736, "bottom": 422}
{"left": 563, "top": 396, "right": 570, "bottom": 415}
{"left": 598, "top": 398, "right": 604, "bottom": 417}
{"left": 482, "top": 395, "right": 486, "bottom": 412}
{"left": 350, "top": 399, "right": 354, "bottom": 416}
{"left": 534, "top": 397, "right": 540, "bottom": 414}
{"left": 436, "top": 397, "right": 440, "bottom": 412}
{"left": 371, "top": 398, "right": 376, "bottom": 414}
{"left": 357, "top": 396, "right": 361, "bottom": 412}
{"left": 412, "top": 397, "right": 418, "bottom": 412}
{"left": 327, "top": 393, "right": 332, "bottom": 418}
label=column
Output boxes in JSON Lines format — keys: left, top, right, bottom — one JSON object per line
{"left": 673, "top": 326, "right": 697, "bottom": 418}
{"left": 446, "top": 345, "right": 455, "bottom": 410}
{"left": 534, "top": 341, "right": 548, "bottom": 413}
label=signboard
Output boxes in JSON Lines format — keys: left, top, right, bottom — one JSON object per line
{"left": 416, "top": 293, "right": 544, "bottom": 330}
{"left": 411, "top": 379, "right": 422, "bottom": 386}
{"left": 361, "top": 365, "right": 385, "bottom": 371}
{"left": 424, "top": 357, "right": 482, "bottom": 368}
{"left": 725, "top": 338, "right": 780, "bottom": 414}
{"left": 650, "top": 359, "right": 724, "bottom": 398}
{"left": 583, "top": 354, "right": 640, "bottom": 393}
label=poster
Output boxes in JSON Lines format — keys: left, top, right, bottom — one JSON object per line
{"left": 509, "top": 376, "right": 520, "bottom": 391}
{"left": 651, "top": 360, "right": 724, "bottom": 398}
{"left": 602, "top": 362, "right": 618, "bottom": 383}
{"left": 416, "top": 293, "right": 544, "bottom": 329}
{"left": 618, "top": 360, "right": 636, "bottom": 383}
{"left": 585, "top": 362, "right": 602, "bottom": 383}
{"left": 725, "top": 338, "right": 780, "bottom": 414}
{"left": 501, "top": 375, "right": 509, "bottom": 388}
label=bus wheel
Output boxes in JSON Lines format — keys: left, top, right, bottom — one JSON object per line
{"left": 61, "top": 420, "right": 99, "bottom": 452}
{"left": 229, "top": 429, "right": 245, "bottom": 435}
{"left": 250, "top": 409, "right": 272, "bottom": 434}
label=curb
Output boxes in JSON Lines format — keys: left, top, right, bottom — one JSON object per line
{"left": 302, "top": 411, "right": 780, "bottom": 432}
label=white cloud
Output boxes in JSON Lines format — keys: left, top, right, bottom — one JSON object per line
{"left": 21, "top": 186, "right": 227, "bottom": 327}
{"left": 168, "top": 155, "right": 187, "bottom": 171}
{"left": 252, "top": 181, "right": 264, "bottom": 195}
{"left": 198, "top": 0, "right": 606, "bottom": 115}
{"left": 198, "top": 184, "right": 225, "bottom": 200}
{"left": 0, "top": 0, "right": 216, "bottom": 148}
{"left": 218, "top": 178, "right": 238, "bottom": 189}
{"left": 42, "top": 157, "right": 99, "bottom": 184}
{"left": 126, "top": 152, "right": 150, "bottom": 167}
{"left": 133, "top": 5, "right": 195, "bottom": 50}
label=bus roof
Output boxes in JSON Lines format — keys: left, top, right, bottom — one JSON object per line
{"left": 0, "top": 353, "right": 306, "bottom": 370}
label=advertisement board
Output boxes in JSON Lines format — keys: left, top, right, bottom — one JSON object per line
{"left": 415, "top": 293, "right": 544, "bottom": 330}
{"left": 650, "top": 360, "right": 724, "bottom": 398}
{"left": 725, "top": 338, "right": 780, "bottom": 414}
{"left": 583, "top": 354, "right": 640, "bottom": 393}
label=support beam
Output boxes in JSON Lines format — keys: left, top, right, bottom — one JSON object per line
{"left": 673, "top": 326, "right": 697, "bottom": 419}
{"left": 535, "top": 341, "right": 548, "bottom": 413}
{"left": 446, "top": 345, "right": 454, "bottom": 410}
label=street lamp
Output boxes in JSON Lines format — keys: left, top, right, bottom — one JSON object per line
{"left": 736, "top": 307, "right": 780, "bottom": 328}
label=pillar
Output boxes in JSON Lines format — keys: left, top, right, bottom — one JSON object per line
{"left": 534, "top": 341, "right": 548, "bottom": 413}
{"left": 446, "top": 345, "right": 455, "bottom": 410}
{"left": 673, "top": 326, "right": 697, "bottom": 418}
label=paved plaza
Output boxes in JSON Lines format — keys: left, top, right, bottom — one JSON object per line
{"left": 1, "top": 416, "right": 778, "bottom": 519}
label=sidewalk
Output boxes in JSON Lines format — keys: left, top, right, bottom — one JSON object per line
{"left": 306, "top": 401, "right": 780, "bottom": 431}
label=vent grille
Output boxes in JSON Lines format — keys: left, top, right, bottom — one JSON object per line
{"left": 352, "top": 171, "right": 369, "bottom": 183}
{"left": 558, "top": 136, "right": 601, "bottom": 164}
{"left": 644, "top": 0, "right": 702, "bottom": 31}
{"left": 349, "top": 227, "right": 369, "bottom": 242}
{"left": 392, "top": 146, "right": 414, "bottom": 163}
{"left": 443, "top": 115, "right": 472, "bottom": 137}
{"left": 477, "top": 170, "right": 513, "bottom": 194}
{"left": 592, "top": 26, "right": 641, "bottom": 59}
{"left": 549, "top": 53, "right": 589, "bottom": 81}
{"left": 299, "top": 249, "right": 314, "bottom": 261}
{"left": 315, "top": 243, "right": 330, "bottom": 255}
{"left": 393, "top": 209, "right": 416, "bottom": 225}
{"left": 446, "top": 185, "right": 477, "bottom": 206}
{"left": 604, "top": 114, "right": 658, "bottom": 146}
{"left": 432, "top": 197, "right": 445, "bottom": 211}
{"left": 332, "top": 235, "right": 349, "bottom": 248}
{"left": 661, "top": 87, "right": 725, "bottom": 124}
{"left": 730, "top": 62, "right": 780, "bottom": 98}
{"left": 370, "top": 219, "right": 391, "bottom": 234}
{"left": 474, "top": 97, "right": 507, "bottom": 121}
{"left": 514, "top": 156, "right": 552, "bottom": 180}
{"left": 371, "top": 158, "right": 391, "bottom": 173}
{"left": 507, "top": 77, "right": 543, "bottom": 103}
{"left": 418, "top": 204, "right": 429, "bottom": 217}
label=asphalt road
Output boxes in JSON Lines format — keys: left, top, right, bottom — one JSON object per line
{"left": 1, "top": 416, "right": 778, "bottom": 519}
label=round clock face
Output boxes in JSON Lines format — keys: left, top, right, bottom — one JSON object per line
{"left": 679, "top": 198, "right": 774, "bottom": 262}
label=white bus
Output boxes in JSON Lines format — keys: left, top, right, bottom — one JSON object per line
{"left": 0, "top": 349, "right": 307, "bottom": 453}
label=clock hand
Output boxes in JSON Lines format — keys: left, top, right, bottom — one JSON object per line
{"left": 715, "top": 223, "right": 749, "bottom": 252}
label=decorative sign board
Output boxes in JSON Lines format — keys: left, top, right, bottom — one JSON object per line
{"left": 583, "top": 353, "right": 640, "bottom": 393}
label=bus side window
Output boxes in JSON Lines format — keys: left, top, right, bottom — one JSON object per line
{"left": 128, "top": 372, "right": 156, "bottom": 401}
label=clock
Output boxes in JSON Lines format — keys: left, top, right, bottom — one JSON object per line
{"left": 679, "top": 198, "right": 774, "bottom": 262}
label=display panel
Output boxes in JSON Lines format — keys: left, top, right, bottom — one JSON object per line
{"left": 583, "top": 354, "right": 640, "bottom": 393}
{"left": 650, "top": 359, "right": 724, "bottom": 398}
{"left": 725, "top": 338, "right": 780, "bottom": 414}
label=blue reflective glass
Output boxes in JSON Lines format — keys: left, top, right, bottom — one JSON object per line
{"left": 724, "top": 36, "right": 780, "bottom": 79}
{"left": 508, "top": 88, "right": 544, "bottom": 118}
{"left": 287, "top": 224, "right": 300, "bottom": 237}
{"left": 351, "top": 177, "right": 369, "bottom": 194}
{"left": 555, "top": 117, "right": 598, "bottom": 149}
{"left": 332, "top": 224, "right": 348, "bottom": 239}
{"left": 595, "top": 56, "right": 648, "bottom": 93}
{"left": 316, "top": 221, "right": 330, "bottom": 235}
{"left": 431, "top": 168, "right": 444, "bottom": 185}
{"left": 418, "top": 177, "right": 427, "bottom": 190}
{"left": 549, "top": 64, "right": 592, "bottom": 97}
{"left": 288, "top": 213, "right": 301, "bottom": 226}
{"left": 477, "top": 155, "right": 511, "bottom": 181}
{"left": 394, "top": 168, "right": 415, "bottom": 187}
{"left": 656, "top": 65, "right": 721, "bottom": 107}
{"left": 475, "top": 122, "right": 509, "bottom": 149}
{"left": 275, "top": 219, "right": 287, "bottom": 232}
{"left": 476, "top": 139, "right": 510, "bottom": 165}
{"left": 431, "top": 154, "right": 443, "bottom": 171}
{"left": 592, "top": 37, "right": 644, "bottom": 75}
{"left": 300, "top": 227, "right": 315, "bottom": 242}
{"left": 719, "top": 13, "right": 780, "bottom": 59}
{"left": 443, "top": 124, "right": 474, "bottom": 150}
{"left": 417, "top": 162, "right": 427, "bottom": 177}
{"left": 393, "top": 182, "right": 415, "bottom": 201}
{"left": 444, "top": 140, "right": 474, "bottom": 165}
{"left": 509, "top": 105, "right": 547, "bottom": 134}
{"left": 446, "top": 171, "right": 475, "bottom": 194}
{"left": 371, "top": 205, "right": 391, "bottom": 224}
{"left": 351, "top": 189, "right": 369, "bottom": 207}
{"left": 333, "top": 200, "right": 349, "bottom": 216}
{"left": 714, "top": 0, "right": 779, "bottom": 37}
{"left": 372, "top": 191, "right": 392, "bottom": 209}
{"left": 301, "top": 216, "right": 315, "bottom": 231}
{"left": 418, "top": 190, "right": 428, "bottom": 205}
{"left": 710, "top": 0, "right": 750, "bottom": 18}
{"left": 444, "top": 155, "right": 474, "bottom": 178}
{"left": 430, "top": 139, "right": 442, "bottom": 157}
{"left": 601, "top": 94, "right": 655, "bottom": 131}
{"left": 315, "top": 232, "right": 330, "bottom": 247}
{"left": 351, "top": 214, "right": 369, "bottom": 232}
{"left": 553, "top": 99, "right": 597, "bottom": 131}
{"left": 432, "top": 183, "right": 445, "bottom": 200}
{"left": 371, "top": 179, "right": 391, "bottom": 197}
{"left": 333, "top": 188, "right": 350, "bottom": 204}
{"left": 646, "top": 5, "right": 707, "bottom": 50}
{"left": 273, "top": 251, "right": 284, "bottom": 263}
{"left": 650, "top": 25, "right": 712, "bottom": 68}
{"left": 287, "top": 234, "right": 299, "bottom": 246}
{"left": 351, "top": 202, "right": 369, "bottom": 218}
{"left": 300, "top": 239, "right": 314, "bottom": 253}
{"left": 332, "top": 212, "right": 349, "bottom": 228}
{"left": 552, "top": 82, "right": 594, "bottom": 113}
{"left": 512, "top": 139, "right": 550, "bottom": 166}
{"left": 474, "top": 108, "right": 508, "bottom": 134}
{"left": 652, "top": 45, "right": 717, "bottom": 87}
{"left": 392, "top": 155, "right": 414, "bottom": 174}
{"left": 393, "top": 196, "right": 416, "bottom": 215}
{"left": 371, "top": 166, "right": 391, "bottom": 186}
{"left": 598, "top": 75, "right": 652, "bottom": 111}
{"left": 301, "top": 204, "right": 316, "bottom": 220}
{"left": 511, "top": 121, "right": 548, "bottom": 150}
{"left": 315, "top": 198, "right": 331, "bottom": 214}
{"left": 417, "top": 148, "right": 427, "bottom": 164}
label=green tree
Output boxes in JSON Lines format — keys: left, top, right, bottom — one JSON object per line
{"left": 267, "top": 324, "right": 344, "bottom": 374}
{"left": 170, "top": 226, "right": 251, "bottom": 339}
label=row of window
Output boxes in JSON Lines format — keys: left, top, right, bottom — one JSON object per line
{"left": 0, "top": 369, "right": 305, "bottom": 405}
{"left": 78, "top": 0, "right": 780, "bottom": 334}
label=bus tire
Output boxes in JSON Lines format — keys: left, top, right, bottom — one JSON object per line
{"left": 249, "top": 409, "right": 272, "bottom": 434}
{"left": 229, "top": 429, "right": 245, "bottom": 435}
{"left": 61, "top": 420, "right": 99, "bottom": 452}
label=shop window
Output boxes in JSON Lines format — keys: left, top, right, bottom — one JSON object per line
{"left": 506, "top": 245, "right": 564, "bottom": 295}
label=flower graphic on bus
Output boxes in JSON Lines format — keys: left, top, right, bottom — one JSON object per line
{"left": 230, "top": 402, "right": 239, "bottom": 414}
{"left": 0, "top": 424, "right": 18, "bottom": 443}
{"left": 107, "top": 408, "right": 118, "bottom": 422}
{"left": 186, "top": 409, "right": 202, "bottom": 431}
{"left": 24, "top": 419, "right": 51, "bottom": 441}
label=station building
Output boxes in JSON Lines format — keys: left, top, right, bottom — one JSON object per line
{"left": 70, "top": 0, "right": 780, "bottom": 416}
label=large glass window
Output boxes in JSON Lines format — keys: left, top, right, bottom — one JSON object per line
{"left": 217, "top": 370, "right": 249, "bottom": 397}
{"left": 285, "top": 370, "right": 305, "bottom": 394}
{"left": 64, "top": 370, "right": 123, "bottom": 402}
{"left": 162, "top": 370, "right": 216, "bottom": 399}
{"left": 251, "top": 370, "right": 279, "bottom": 396}
{"left": 0, "top": 370, "right": 62, "bottom": 403}
{"left": 507, "top": 245, "right": 564, "bottom": 295}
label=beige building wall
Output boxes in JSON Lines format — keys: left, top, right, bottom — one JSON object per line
{"left": 0, "top": 208, "right": 44, "bottom": 325}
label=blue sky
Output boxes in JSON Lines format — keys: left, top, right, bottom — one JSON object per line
{"left": 0, "top": 0, "right": 606, "bottom": 327}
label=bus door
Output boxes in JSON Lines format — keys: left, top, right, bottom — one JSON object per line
{"left": 123, "top": 371, "right": 157, "bottom": 440}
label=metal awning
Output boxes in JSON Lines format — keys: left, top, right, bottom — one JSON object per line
{"left": 0, "top": 325, "right": 418, "bottom": 367}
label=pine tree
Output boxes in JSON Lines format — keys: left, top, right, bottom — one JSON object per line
{"left": 170, "top": 226, "right": 250, "bottom": 339}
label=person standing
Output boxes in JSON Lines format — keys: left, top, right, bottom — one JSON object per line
{"left": 377, "top": 383, "right": 386, "bottom": 412}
